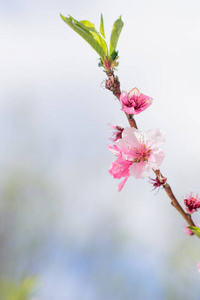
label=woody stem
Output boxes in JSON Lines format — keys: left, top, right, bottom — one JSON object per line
{"left": 105, "top": 69, "right": 197, "bottom": 236}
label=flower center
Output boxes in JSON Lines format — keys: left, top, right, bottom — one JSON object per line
{"left": 133, "top": 144, "right": 151, "bottom": 163}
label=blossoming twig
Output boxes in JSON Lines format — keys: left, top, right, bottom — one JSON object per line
{"left": 61, "top": 13, "right": 199, "bottom": 238}
{"left": 105, "top": 69, "right": 197, "bottom": 233}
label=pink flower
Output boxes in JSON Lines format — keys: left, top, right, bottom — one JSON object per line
{"left": 184, "top": 193, "right": 200, "bottom": 214}
{"left": 184, "top": 225, "right": 193, "bottom": 236}
{"left": 120, "top": 88, "right": 153, "bottom": 115}
{"left": 198, "top": 262, "right": 200, "bottom": 273}
{"left": 108, "top": 127, "right": 165, "bottom": 191}
{"left": 109, "top": 124, "right": 124, "bottom": 142}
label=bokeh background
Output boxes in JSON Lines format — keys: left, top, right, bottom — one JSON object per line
{"left": 1, "top": 0, "right": 200, "bottom": 299}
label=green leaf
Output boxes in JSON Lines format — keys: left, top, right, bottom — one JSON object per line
{"left": 110, "top": 16, "right": 124, "bottom": 55}
{"left": 188, "top": 226, "right": 200, "bottom": 238}
{"left": 79, "top": 19, "right": 108, "bottom": 56}
{"left": 0, "top": 277, "right": 36, "bottom": 300}
{"left": 79, "top": 20, "right": 96, "bottom": 30}
{"left": 110, "top": 50, "right": 118, "bottom": 61}
{"left": 19, "top": 278, "right": 36, "bottom": 299}
{"left": 60, "top": 14, "right": 107, "bottom": 58}
{"left": 100, "top": 13, "right": 105, "bottom": 39}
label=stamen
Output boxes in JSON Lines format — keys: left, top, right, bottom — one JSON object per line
{"left": 134, "top": 143, "right": 152, "bottom": 163}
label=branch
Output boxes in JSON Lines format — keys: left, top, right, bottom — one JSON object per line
{"left": 105, "top": 68, "right": 197, "bottom": 236}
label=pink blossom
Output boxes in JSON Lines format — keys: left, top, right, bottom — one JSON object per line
{"left": 184, "top": 225, "right": 193, "bottom": 236}
{"left": 184, "top": 193, "right": 200, "bottom": 214}
{"left": 120, "top": 88, "right": 153, "bottom": 115}
{"left": 109, "top": 124, "right": 124, "bottom": 142}
{"left": 198, "top": 262, "right": 200, "bottom": 273}
{"left": 108, "top": 127, "right": 165, "bottom": 191}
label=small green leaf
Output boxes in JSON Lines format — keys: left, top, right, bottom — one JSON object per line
{"left": 79, "top": 20, "right": 96, "bottom": 30}
{"left": 60, "top": 14, "right": 107, "bottom": 58}
{"left": 188, "top": 226, "right": 200, "bottom": 238}
{"left": 79, "top": 19, "right": 108, "bottom": 56}
{"left": 111, "top": 50, "right": 118, "bottom": 61}
{"left": 100, "top": 13, "right": 105, "bottom": 39}
{"left": 110, "top": 16, "right": 124, "bottom": 55}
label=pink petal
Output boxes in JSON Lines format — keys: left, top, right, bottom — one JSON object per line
{"left": 139, "top": 93, "right": 153, "bottom": 106}
{"left": 107, "top": 144, "right": 121, "bottom": 156}
{"left": 133, "top": 94, "right": 153, "bottom": 115}
{"left": 117, "top": 177, "right": 129, "bottom": 192}
{"left": 128, "top": 87, "right": 140, "bottom": 99}
{"left": 129, "top": 162, "right": 151, "bottom": 179}
{"left": 108, "top": 124, "right": 117, "bottom": 130}
{"left": 198, "top": 262, "right": 200, "bottom": 272}
{"left": 120, "top": 91, "right": 129, "bottom": 105}
{"left": 118, "top": 127, "right": 142, "bottom": 147}
{"left": 121, "top": 106, "right": 136, "bottom": 114}
{"left": 150, "top": 149, "right": 165, "bottom": 169}
{"left": 145, "top": 128, "right": 166, "bottom": 149}
{"left": 108, "top": 157, "right": 131, "bottom": 179}
{"left": 184, "top": 225, "right": 193, "bottom": 235}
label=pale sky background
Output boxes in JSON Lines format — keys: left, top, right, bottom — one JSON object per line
{"left": 1, "top": 0, "right": 200, "bottom": 299}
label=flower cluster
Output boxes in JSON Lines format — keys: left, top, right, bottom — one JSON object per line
{"left": 120, "top": 88, "right": 153, "bottom": 115}
{"left": 184, "top": 193, "right": 200, "bottom": 214}
{"left": 108, "top": 127, "right": 165, "bottom": 191}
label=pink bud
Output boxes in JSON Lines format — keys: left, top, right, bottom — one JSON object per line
{"left": 183, "top": 225, "right": 193, "bottom": 236}
{"left": 184, "top": 193, "right": 200, "bottom": 214}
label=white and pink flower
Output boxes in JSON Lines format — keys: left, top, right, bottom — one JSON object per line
{"left": 120, "top": 88, "right": 153, "bottom": 115}
{"left": 108, "top": 127, "right": 165, "bottom": 191}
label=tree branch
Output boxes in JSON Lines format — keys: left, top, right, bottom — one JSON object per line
{"left": 105, "top": 69, "right": 197, "bottom": 236}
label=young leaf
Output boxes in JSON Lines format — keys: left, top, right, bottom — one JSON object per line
{"left": 188, "top": 226, "right": 200, "bottom": 238}
{"left": 60, "top": 14, "right": 106, "bottom": 58}
{"left": 110, "top": 16, "right": 124, "bottom": 55}
{"left": 79, "top": 19, "right": 108, "bottom": 56}
{"left": 79, "top": 20, "right": 96, "bottom": 30}
{"left": 100, "top": 13, "right": 105, "bottom": 39}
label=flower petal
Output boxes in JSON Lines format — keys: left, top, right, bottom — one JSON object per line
{"left": 121, "top": 106, "right": 136, "bottom": 114}
{"left": 117, "top": 177, "right": 129, "bottom": 192}
{"left": 128, "top": 87, "right": 140, "bottom": 99}
{"left": 116, "top": 127, "right": 141, "bottom": 154}
{"left": 197, "top": 262, "right": 200, "bottom": 272}
{"left": 150, "top": 149, "right": 165, "bottom": 169}
{"left": 133, "top": 94, "right": 153, "bottom": 115}
{"left": 129, "top": 162, "right": 151, "bottom": 179}
{"left": 107, "top": 144, "right": 121, "bottom": 156}
{"left": 120, "top": 91, "right": 129, "bottom": 105}
{"left": 145, "top": 128, "right": 165, "bottom": 149}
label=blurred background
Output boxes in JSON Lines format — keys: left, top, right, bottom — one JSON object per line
{"left": 1, "top": 0, "right": 200, "bottom": 299}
